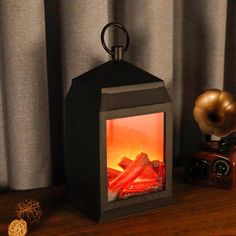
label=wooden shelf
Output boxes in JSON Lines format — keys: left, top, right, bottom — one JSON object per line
{"left": 1, "top": 176, "right": 236, "bottom": 235}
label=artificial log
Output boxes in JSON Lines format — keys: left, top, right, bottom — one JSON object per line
{"left": 118, "top": 157, "right": 133, "bottom": 169}
{"left": 151, "top": 160, "right": 160, "bottom": 172}
{"left": 107, "top": 155, "right": 166, "bottom": 201}
{"left": 126, "top": 180, "right": 158, "bottom": 190}
{"left": 119, "top": 157, "right": 158, "bottom": 179}
{"left": 139, "top": 165, "right": 158, "bottom": 180}
{"left": 118, "top": 180, "right": 161, "bottom": 199}
{"left": 108, "top": 152, "right": 149, "bottom": 201}
{"left": 156, "top": 162, "right": 166, "bottom": 187}
{"left": 107, "top": 168, "right": 121, "bottom": 182}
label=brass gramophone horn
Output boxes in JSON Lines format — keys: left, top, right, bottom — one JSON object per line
{"left": 193, "top": 89, "right": 236, "bottom": 137}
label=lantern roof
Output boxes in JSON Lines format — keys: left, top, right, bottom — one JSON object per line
{"left": 73, "top": 60, "right": 163, "bottom": 89}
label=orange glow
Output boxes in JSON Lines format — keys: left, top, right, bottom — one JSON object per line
{"left": 106, "top": 113, "right": 164, "bottom": 171}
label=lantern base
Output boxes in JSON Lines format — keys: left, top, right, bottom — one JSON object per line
{"left": 67, "top": 194, "right": 177, "bottom": 222}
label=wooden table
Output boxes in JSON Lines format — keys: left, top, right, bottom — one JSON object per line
{"left": 1, "top": 178, "right": 236, "bottom": 235}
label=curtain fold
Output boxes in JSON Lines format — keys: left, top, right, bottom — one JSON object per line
{"left": 113, "top": 0, "right": 173, "bottom": 90}
{"left": 174, "top": 0, "right": 228, "bottom": 158}
{"left": 0, "top": 0, "right": 235, "bottom": 190}
{"left": 224, "top": 0, "right": 236, "bottom": 94}
{"left": 0, "top": 54, "right": 7, "bottom": 189}
{"left": 0, "top": 0, "right": 51, "bottom": 190}
{"left": 60, "top": 0, "right": 110, "bottom": 94}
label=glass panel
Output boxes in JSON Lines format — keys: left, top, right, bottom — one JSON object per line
{"left": 106, "top": 112, "right": 165, "bottom": 202}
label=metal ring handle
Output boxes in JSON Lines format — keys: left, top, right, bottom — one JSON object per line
{"left": 101, "top": 22, "right": 129, "bottom": 55}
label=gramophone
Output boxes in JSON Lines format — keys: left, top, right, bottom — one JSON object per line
{"left": 186, "top": 89, "right": 236, "bottom": 188}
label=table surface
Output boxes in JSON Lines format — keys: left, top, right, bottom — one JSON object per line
{"left": 1, "top": 174, "right": 236, "bottom": 236}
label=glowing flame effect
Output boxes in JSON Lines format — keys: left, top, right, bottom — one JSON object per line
{"left": 106, "top": 113, "right": 164, "bottom": 171}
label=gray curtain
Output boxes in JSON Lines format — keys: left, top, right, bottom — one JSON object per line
{"left": 0, "top": 0, "right": 235, "bottom": 190}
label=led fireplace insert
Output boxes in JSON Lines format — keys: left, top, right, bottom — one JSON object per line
{"left": 106, "top": 112, "right": 165, "bottom": 202}
{"left": 65, "top": 23, "right": 174, "bottom": 221}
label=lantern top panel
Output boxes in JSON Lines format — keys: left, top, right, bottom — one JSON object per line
{"left": 72, "top": 60, "right": 163, "bottom": 89}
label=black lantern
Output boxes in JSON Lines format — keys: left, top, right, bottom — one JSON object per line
{"left": 65, "top": 22, "right": 175, "bottom": 221}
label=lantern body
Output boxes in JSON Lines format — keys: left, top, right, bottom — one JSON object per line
{"left": 65, "top": 60, "right": 174, "bottom": 221}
